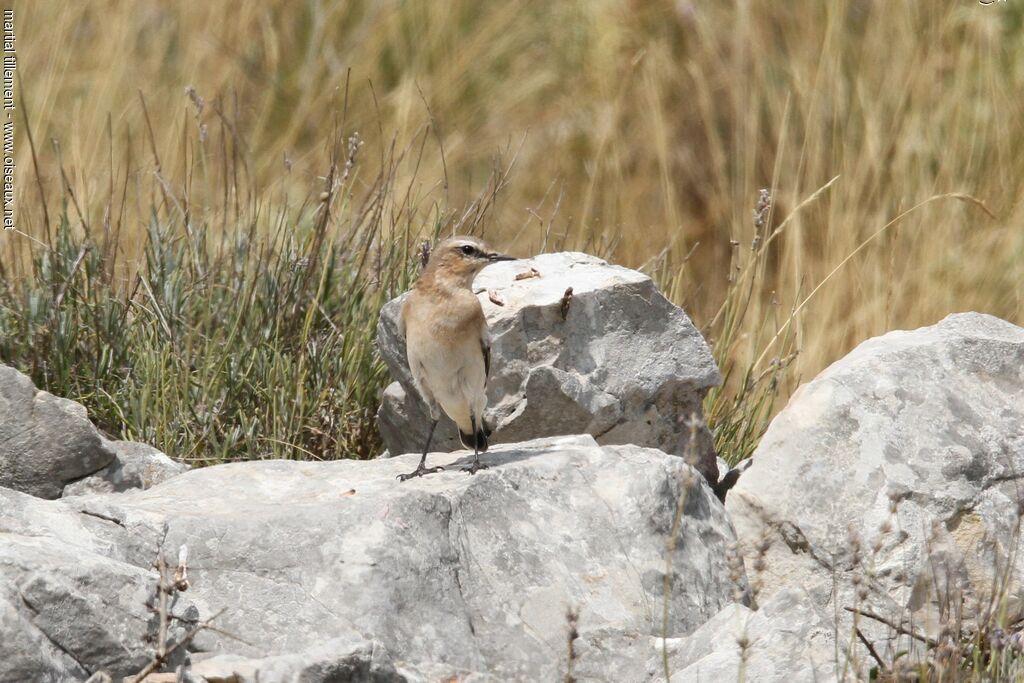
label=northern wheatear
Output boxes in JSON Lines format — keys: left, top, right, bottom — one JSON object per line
{"left": 396, "top": 236, "right": 516, "bottom": 481}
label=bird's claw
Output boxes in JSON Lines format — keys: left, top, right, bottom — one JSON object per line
{"left": 396, "top": 465, "right": 445, "bottom": 482}
{"left": 461, "top": 461, "right": 488, "bottom": 475}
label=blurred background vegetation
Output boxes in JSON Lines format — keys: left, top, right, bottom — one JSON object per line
{"left": 1, "top": 0, "right": 1022, "bottom": 465}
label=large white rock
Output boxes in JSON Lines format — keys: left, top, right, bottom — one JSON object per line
{"left": 2, "top": 435, "right": 745, "bottom": 681}
{"left": 726, "top": 313, "right": 1024, "bottom": 642}
{"left": 376, "top": 252, "right": 722, "bottom": 483}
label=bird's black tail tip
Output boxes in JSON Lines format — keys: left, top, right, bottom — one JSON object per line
{"left": 459, "top": 422, "right": 490, "bottom": 452}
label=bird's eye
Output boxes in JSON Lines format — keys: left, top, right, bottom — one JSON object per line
{"left": 460, "top": 244, "right": 476, "bottom": 256}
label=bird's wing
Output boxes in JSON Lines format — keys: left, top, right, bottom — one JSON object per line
{"left": 398, "top": 298, "right": 408, "bottom": 340}
{"left": 479, "top": 314, "right": 491, "bottom": 380}
{"left": 481, "top": 337, "right": 491, "bottom": 379}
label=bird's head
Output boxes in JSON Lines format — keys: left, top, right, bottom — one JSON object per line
{"left": 424, "top": 236, "right": 516, "bottom": 287}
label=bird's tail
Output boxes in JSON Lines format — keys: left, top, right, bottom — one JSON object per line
{"left": 459, "top": 419, "right": 491, "bottom": 452}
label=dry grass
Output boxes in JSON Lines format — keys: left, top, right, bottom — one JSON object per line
{"left": 3, "top": 1, "right": 1024, "bottom": 464}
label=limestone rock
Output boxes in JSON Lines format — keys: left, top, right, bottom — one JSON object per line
{"left": 1, "top": 435, "right": 744, "bottom": 681}
{"left": 667, "top": 588, "right": 838, "bottom": 682}
{"left": 571, "top": 588, "right": 837, "bottom": 681}
{"left": 726, "top": 313, "right": 1024, "bottom": 642}
{"left": 190, "top": 637, "right": 405, "bottom": 683}
{"left": 0, "top": 364, "right": 115, "bottom": 499}
{"left": 107, "top": 436, "right": 739, "bottom": 680}
{"left": 63, "top": 440, "right": 189, "bottom": 497}
{"left": 0, "top": 487, "right": 196, "bottom": 682}
{"left": 376, "top": 252, "right": 722, "bottom": 483}
{"left": 0, "top": 594, "right": 90, "bottom": 683}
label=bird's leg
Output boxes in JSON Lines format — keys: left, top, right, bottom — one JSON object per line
{"left": 397, "top": 419, "right": 445, "bottom": 481}
{"left": 462, "top": 414, "right": 488, "bottom": 475}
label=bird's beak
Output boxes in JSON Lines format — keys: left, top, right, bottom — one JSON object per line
{"left": 487, "top": 252, "right": 516, "bottom": 262}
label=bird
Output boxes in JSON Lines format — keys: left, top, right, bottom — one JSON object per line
{"left": 396, "top": 235, "right": 515, "bottom": 481}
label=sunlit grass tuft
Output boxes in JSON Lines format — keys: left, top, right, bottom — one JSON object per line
{"left": 0, "top": 112, "right": 431, "bottom": 463}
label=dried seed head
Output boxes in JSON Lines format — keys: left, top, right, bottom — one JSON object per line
{"left": 752, "top": 188, "right": 772, "bottom": 251}
{"left": 753, "top": 189, "right": 771, "bottom": 225}
{"left": 887, "top": 486, "right": 910, "bottom": 513}
{"left": 933, "top": 638, "right": 957, "bottom": 663}
{"left": 173, "top": 545, "right": 190, "bottom": 592}
{"left": 988, "top": 628, "right": 1007, "bottom": 651}
{"left": 726, "top": 543, "right": 745, "bottom": 585}
{"left": 847, "top": 526, "right": 863, "bottom": 566}
{"left": 420, "top": 240, "right": 432, "bottom": 269}
{"left": 344, "top": 132, "right": 363, "bottom": 179}
{"left": 184, "top": 85, "right": 205, "bottom": 117}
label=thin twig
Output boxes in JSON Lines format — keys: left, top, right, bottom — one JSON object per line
{"left": 17, "top": 71, "right": 51, "bottom": 241}
{"left": 753, "top": 193, "right": 993, "bottom": 370}
{"left": 855, "top": 626, "right": 886, "bottom": 672}
{"left": 415, "top": 82, "right": 449, "bottom": 203}
{"left": 122, "top": 548, "right": 234, "bottom": 682}
{"left": 130, "top": 607, "right": 227, "bottom": 683}
{"left": 662, "top": 416, "right": 702, "bottom": 681}
{"left": 52, "top": 244, "right": 90, "bottom": 312}
{"left": 560, "top": 287, "right": 573, "bottom": 321}
{"left": 844, "top": 606, "right": 938, "bottom": 647}
{"left": 705, "top": 175, "right": 840, "bottom": 333}
{"left": 156, "top": 559, "right": 170, "bottom": 665}
{"left": 565, "top": 606, "right": 579, "bottom": 683}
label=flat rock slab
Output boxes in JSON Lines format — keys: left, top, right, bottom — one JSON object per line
{"left": 377, "top": 252, "right": 721, "bottom": 483}
{"left": 3, "top": 435, "right": 744, "bottom": 681}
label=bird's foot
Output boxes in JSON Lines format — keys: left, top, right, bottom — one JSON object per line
{"left": 461, "top": 460, "right": 488, "bottom": 475}
{"left": 396, "top": 465, "right": 445, "bottom": 482}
